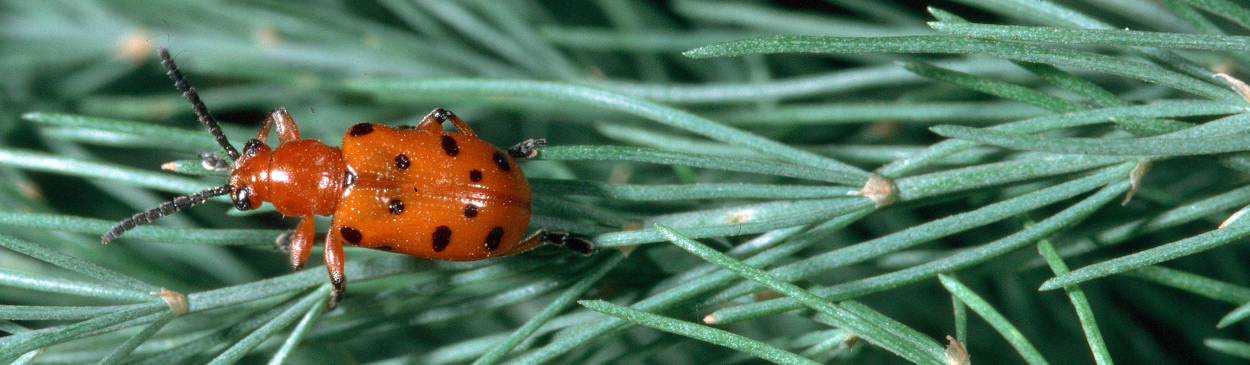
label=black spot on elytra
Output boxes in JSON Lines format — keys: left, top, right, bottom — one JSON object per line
{"left": 432, "top": 226, "right": 452, "bottom": 252}
{"left": 485, "top": 227, "right": 504, "bottom": 251}
{"left": 377, "top": 245, "right": 393, "bottom": 251}
{"left": 395, "top": 154, "right": 410, "bottom": 169}
{"left": 413, "top": 187, "right": 419, "bottom": 193}
{"left": 492, "top": 151, "right": 510, "bottom": 171}
{"left": 349, "top": 123, "right": 374, "bottom": 137}
{"left": 389, "top": 199, "right": 404, "bottom": 215}
{"left": 464, "top": 204, "right": 478, "bottom": 218}
{"left": 441, "top": 135, "right": 459, "bottom": 156}
{"left": 341, "top": 226, "right": 362, "bottom": 245}
{"left": 469, "top": 170, "right": 482, "bottom": 182}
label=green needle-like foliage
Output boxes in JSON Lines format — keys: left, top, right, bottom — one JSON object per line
{"left": 5, "top": 1, "right": 1250, "bottom": 364}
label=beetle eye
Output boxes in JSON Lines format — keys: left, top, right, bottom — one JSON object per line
{"left": 243, "top": 139, "right": 264, "bottom": 157}
{"left": 231, "top": 186, "right": 253, "bottom": 210}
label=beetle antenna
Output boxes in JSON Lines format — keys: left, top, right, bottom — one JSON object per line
{"left": 159, "top": 47, "right": 241, "bottom": 161}
{"left": 102, "top": 184, "right": 233, "bottom": 243}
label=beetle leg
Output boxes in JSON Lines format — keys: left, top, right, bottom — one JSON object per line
{"left": 416, "top": 108, "right": 477, "bottom": 137}
{"left": 245, "top": 106, "right": 301, "bottom": 148}
{"left": 289, "top": 216, "right": 315, "bottom": 270}
{"left": 324, "top": 227, "right": 346, "bottom": 309}
{"left": 197, "top": 152, "right": 230, "bottom": 171}
{"left": 262, "top": 107, "right": 302, "bottom": 143}
{"left": 507, "top": 139, "right": 547, "bottom": 159}
{"left": 541, "top": 231, "right": 598, "bottom": 255}
{"left": 513, "top": 229, "right": 598, "bottom": 256}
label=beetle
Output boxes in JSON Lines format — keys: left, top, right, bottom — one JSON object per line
{"left": 103, "top": 47, "right": 594, "bottom": 308}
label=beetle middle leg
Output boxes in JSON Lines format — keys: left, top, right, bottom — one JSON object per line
{"left": 287, "top": 216, "right": 316, "bottom": 270}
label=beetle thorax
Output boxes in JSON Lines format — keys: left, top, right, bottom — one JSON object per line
{"left": 229, "top": 139, "right": 346, "bottom": 217}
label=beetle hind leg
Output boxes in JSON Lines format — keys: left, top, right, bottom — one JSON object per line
{"left": 542, "top": 231, "right": 598, "bottom": 255}
{"left": 507, "top": 139, "right": 547, "bottom": 160}
{"left": 516, "top": 229, "right": 598, "bottom": 256}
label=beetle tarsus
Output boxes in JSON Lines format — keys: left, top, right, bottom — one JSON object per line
{"left": 430, "top": 108, "right": 451, "bottom": 121}
{"left": 197, "top": 152, "right": 231, "bottom": 171}
{"left": 541, "top": 231, "right": 598, "bottom": 256}
{"left": 508, "top": 139, "right": 546, "bottom": 159}
{"left": 274, "top": 232, "right": 292, "bottom": 253}
{"left": 327, "top": 277, "right": 345, "bottom": 309}
{"left": 418, "top": 108, "right": 478, "bottom": 137}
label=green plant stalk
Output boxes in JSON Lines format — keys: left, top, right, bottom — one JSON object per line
{"left": 939, "top": 274, "right": 1050, "bottom": 365}
{"left": 900, "top": 60, "right": 1085, "bottom": 113}
{"left": 1207, "top": 338, "right": 1250, "bottom": 360}
{"left": 930, "top": 22, "right": 1250, "bottom": 51}
{"left": 595, "top": 60, "right": 1015, "bottom": 104}
{"left": 0, "top": 148, "right": 216, "bottom": 198}
{"left": 474, "top": 251, "right": 627, "bottom": 365}
{"left": 710, "top": 173, "right": 1131, "bottom": 324}
{"left": 531, "top": 179, "right": 855, "bottom": 201}
{"left": 684, "top": 36, "right": 1239, "bottom": 102}
{"left": 0, "top": 303, "right": 156, "bottom": 321}
{"left": 1125, "top": 266, "right": 1250, "bottom": 304}
{"left": 0, "top": 267, "right": 157, "bottom": 302}
{"left": 0, "top": 212, "right": 283, "bottom": 246}
{"left": 878, "top": 101, "right": 1243, "bottom": 177}
{"left": 579, "top": 299, "right": 822, "bottom": 365}
{"left": 1218, "top": 300, "right": 1250, "bottom": 328}
{"left": 1042, "top": 216, "right": 1250, "bottom": 290}
{"left": 95, "top": 311, "right": 176, "bottom": 365}
{"left": 539, "top": 146, "right": 863, "bottom": 185}
{"left": 656, "top": 224, "right": 945, "bottom": 365}
{"left": 23, "top": 112, "right": 219, "bottom": 150}
{"left": 207, "top": 286, "right": 332, "bottom": 365}
{"left": 952, "top": 294, "right": 966, "bottom": 343}
{"left": 504, "top": 210, "right": 872, "bottom": 365}
{"left": 1181, "top": 0, "right": 1250, "bottom": 30}
{"left": 591, "top": 199, "right": 870, "bottom": 247}
{"left": 931, "top": 124, "right": 1250, "bottom": 156}
{"left": 0, "top": 234, "right": 157, "bottom": 292}
{"left": 705, "top": 163, "right": 1133, "bottom": 304}
{"left": 1035, "top": 229, "right": 1114, "bottom": 365}
{"left": 0, "top": 303, "right": 167, "bottom": 362}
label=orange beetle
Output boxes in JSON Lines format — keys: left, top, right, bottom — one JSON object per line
{"left": 104, "top": 47, "right": 594, "bottom": 308}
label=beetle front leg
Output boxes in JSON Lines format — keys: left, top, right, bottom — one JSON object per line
{"left": 324, "top": 229, "right": 346, "bottom": 309}
{"left": 289, "top": 216, "right": 315, "bottom": 270}
{"left": 263, "top": 107, "right": 302, "bottom": 143}
{"left": 240, "top": 107, "right": 302, "bottom": 155}
{"left": 197, "top": 152, "right": 230, "bottom": 171}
